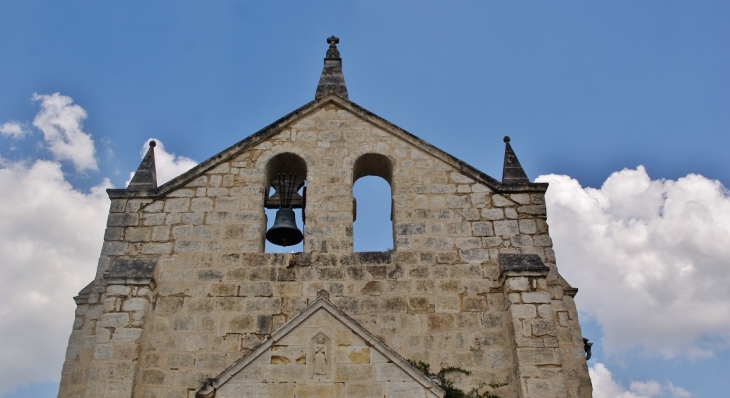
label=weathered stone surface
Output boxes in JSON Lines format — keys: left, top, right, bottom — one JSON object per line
{"left": 505, "top": 277, "right": 530, "bottom": 293}
{"left": 111, "top": 328, "right": 143, "bottom": 344}
{"left": 494, "top": 220, "right": 519, "bottom": 236}
{"left": 499, "top": 253, "right": 550, "bottom": 274}
{"left": 105, "top": 258, "right": 156, "bottom": 282}
{"left": 107, "top": 213, "right": 139, "bottom": 227}
{"left": 531, "top": 319, "right": 557, "bottom": 336}
{"left": 121, "top": 298, "right": 149, "bottom": 313}
{"left": 100, "top": 313, "right": 129, "bottom": 328}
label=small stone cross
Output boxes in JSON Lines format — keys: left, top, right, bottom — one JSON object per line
{"left": 317, "top": 289, "right": 330, "bottom": 300}
{"left": 327, "top": 36, "right": 339, "bottom": 47}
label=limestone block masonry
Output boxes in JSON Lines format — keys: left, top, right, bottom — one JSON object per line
{"left": 58, "top": 39, "right": 592, "bottom": 398}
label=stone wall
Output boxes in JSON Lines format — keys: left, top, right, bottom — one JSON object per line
{"left": 58, "top": 97, "right": 591, "bottom": 398}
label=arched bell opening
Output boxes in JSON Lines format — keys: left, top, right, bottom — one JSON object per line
{"left": 352, "top": 153, "right": 395, "bottom": 252}
{"left": 264, "top": 153, "right": 307, "bottom": 252}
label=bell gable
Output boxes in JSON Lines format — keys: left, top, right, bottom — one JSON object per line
{"left": 58, "top": 37, "right": 592, "bottom": 398}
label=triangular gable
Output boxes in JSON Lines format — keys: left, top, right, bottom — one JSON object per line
{"left": 196, "top": 293, "right": 445, "bottom": 398}
{"left": 109, "top": 94, "right": 546, "bottom": 199}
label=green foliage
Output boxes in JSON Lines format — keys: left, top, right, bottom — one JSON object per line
{"left": 407, "top": 360, "right": 506, "bottom": 398}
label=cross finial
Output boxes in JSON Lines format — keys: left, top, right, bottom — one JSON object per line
{"left": 325, "top": 36, "right": 341, "bottom": 59}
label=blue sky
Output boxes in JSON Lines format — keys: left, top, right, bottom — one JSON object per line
{"left": 0, "top": 2, "right": 728, "bottom": 397}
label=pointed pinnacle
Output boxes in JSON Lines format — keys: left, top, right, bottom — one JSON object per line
{"left": 315, "top": 36, "right": 348, "bottom": 100}
{"left": 127, "top": 140, "right": 158, "bottom": 191}
{"left": 502, "top": 136, "right": 530, "bottom": 184}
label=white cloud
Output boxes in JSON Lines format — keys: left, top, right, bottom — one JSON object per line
{"left": 0, "top": 98, "right": 202, "bottom": 396}
{"left": 537, "top": 166, "right": 730, "bottom": 358}
{"left": 590, "top": 363, "right": 691, "bottom": 398}
{"left": 126, "top": 138, "right": 198, "bottom": 186}
{"left": 0, "top": 122, "right": 29, "bottom": 138}
{"left": 629, "top": 380, "right": 663, "bottom": 396}
{"left": 590, "top": 363, "right": 651, "bottom": 398}
{"left": 0, "top": 158, "right": 110, "bottom": 394}
{"left": 664, "top": 382, "right": 692, "bottom": 398}
{"left": 31, "top": 93, "right": 97, "bottom": 172}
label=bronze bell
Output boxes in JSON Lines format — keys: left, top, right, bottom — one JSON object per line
{"left": 266, "top": 208, "right": 303, "bottom": 246}
{"left": 265, "top": 173, "right": 304, "bottom": 246}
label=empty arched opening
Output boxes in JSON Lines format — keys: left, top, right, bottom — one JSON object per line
{"left": 352, "top": 154, "right": 394, "bottom": 252}
{"left": 264, "top": 153, "right": 307, "bottom": 253}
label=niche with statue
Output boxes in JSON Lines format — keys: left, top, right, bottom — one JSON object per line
{"left": 308, "top": 332, "right": 333, "bottom": 381}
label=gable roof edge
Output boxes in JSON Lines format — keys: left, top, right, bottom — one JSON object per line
{"left": 336, "top": 97, "right": 547, "bottom": 194}
{"left": 108, "top": 98, "right": 322, "bottom": 199}
{"left": 109, "top": 94, "right": 547, "bottom": 200}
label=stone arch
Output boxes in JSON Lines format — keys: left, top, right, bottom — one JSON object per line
{"left": 265, "top": 152, "right": 308, "bottom": 189}
{"left": 352, "top": 153, "right": 394, "bottom": 251}
{"left": 353, "top": 153, "right": 394, "bottom": 185}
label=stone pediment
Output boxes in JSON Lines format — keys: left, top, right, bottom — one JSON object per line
{"left": 109, "top": 94, "right": 546, "bottom": 200}
{"left": 196, "top": 293, "right": 445, "bottom": 398}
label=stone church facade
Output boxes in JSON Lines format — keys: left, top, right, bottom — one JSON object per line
{"left": 58, "top": 37, "right": 593, "bottom": 398}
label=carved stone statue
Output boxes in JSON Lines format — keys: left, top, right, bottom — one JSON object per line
{"left": 313, "top": 335, "right": 328, "bottom": 375}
